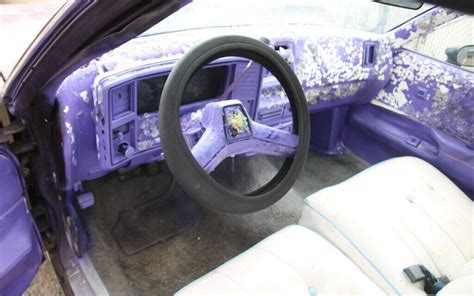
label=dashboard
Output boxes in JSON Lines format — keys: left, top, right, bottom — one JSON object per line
{"left": 93, "top": 57, "right": 264, "bottom": 169}
{"left": 56, "top": 26, "right": 393, "bottom": 189}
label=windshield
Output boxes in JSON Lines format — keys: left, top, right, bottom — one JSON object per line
{"left": 0, "top": 0, "right": 65, "bottom": 78}
{"left": 144, "top": 0, "right": 433, "bottom": 36}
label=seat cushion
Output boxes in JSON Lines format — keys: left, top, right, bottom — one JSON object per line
{"left": 438, "top": 275, "right": 474, "bottom": 295}
{"left": 176, "top": 225, "right": 383, "bottom": 295}
{"left": 299, "top": 156, "right": 473, "bottom": 295}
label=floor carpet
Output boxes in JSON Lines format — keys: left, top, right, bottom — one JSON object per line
{"left": 83, "top": 151, "right": 367, "bottom": 295}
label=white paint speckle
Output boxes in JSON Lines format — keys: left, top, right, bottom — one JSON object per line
{"left": 65, "top": 122, "right": 75, "bottom": 144}
{"left": 80, "top": 90, "right": 90, "bottom": 104}
{"left": 63, "top": 106, "right": 70, "bottom": 114}
{"left": 72, "top": 149, "right": 78, "bottom": 166}
{"left": 191, "top": 109, "right": 203, "bottom": 121}
{"left": 439, "top": 85, "right": 449, "bottom": 95}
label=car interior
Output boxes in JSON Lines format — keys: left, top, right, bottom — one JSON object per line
{"left": 0, "top": 0, "right": 473, "bottom": 295}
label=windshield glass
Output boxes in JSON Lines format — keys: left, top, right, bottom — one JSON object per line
{"left": 0, "top": 0, "right": 65, "bottom": 78}
{"left": 144, "top": 0, "right": 433, "bottom": 36}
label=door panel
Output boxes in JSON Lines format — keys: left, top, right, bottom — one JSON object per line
{"left": 343, "top": 104, "right": 474, "bottom": 199}
{"left": 374, "top": 49, "right": 474, "bottom": 145}
{"left": 343, "top": 47, "right": 474, "bottom": 199}
{"left": 0, "top": 146, "right": 42, "bottom": 295}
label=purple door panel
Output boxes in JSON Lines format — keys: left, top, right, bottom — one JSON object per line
{"left": 0, "top": 146, "right": 42, "bottom": 295}
{"left": 342, "top": 37, "right": 474, "bottom": 199}
{"left": 374, "top": 49, "right": 474, "bottom": 145}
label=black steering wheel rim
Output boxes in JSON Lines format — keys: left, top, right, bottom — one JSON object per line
{"left": 159, "top": 35, "right": 310, "bottom": 213}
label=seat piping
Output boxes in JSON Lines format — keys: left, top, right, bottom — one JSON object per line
{"left": 304, "top": 199, "right": 402, "bottom": 296}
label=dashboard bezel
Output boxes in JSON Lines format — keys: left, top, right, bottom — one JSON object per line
{"left": 93, "top": 57, "right": 264, "bottom": 170}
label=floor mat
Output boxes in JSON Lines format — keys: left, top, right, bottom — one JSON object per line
{"left": 112, "top": 183, "right": 201, "bottom": 255}
{"left": 84, "top": 152, "right": 367, "bottom": 295}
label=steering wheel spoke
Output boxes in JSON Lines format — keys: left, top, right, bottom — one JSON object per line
{"left": 191, "top": 128, "right": 226, "bottom": 173}
{"left": 251, "top": 121, "right": 298, "bottom": 157}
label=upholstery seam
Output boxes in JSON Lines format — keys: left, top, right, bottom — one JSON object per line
{"left": 177, "top": 226, "right": 304, "bottom": 295}
{"left": 253, "top": 246, "right": 310, "bottom": 288}
{"left": 213, "top": 270, "right": 250, "bottom": 295}
{"left": 303, "top": 200, "right": 402, "bottom": 295}
{"left": 418, "top": 175, "right": 470, "bottom": 262}
{"left": 400, "top": 222, "right": 443, "bottom": 276}
{"left": 0, "top": 197, "right": 24, "bottom": 220}
{"left": 412, "top": 199, "right": 469, "bottom": 262}
{"left": 397, "top": 221, "right": 443, "bottom": 276}
{"left": 392, "top": 190, "right": 443, "bottom": 275}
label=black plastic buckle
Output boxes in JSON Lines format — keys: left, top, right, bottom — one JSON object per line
{"left": 404, "top": 265, "right": 426, "bottom": 282}
{"left": 403, "top": 265, "right": 449, "bottom": 295}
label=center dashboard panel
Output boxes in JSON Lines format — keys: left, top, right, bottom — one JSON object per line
{"left": 93, "top": 57, "right": 263, "bottom": 169}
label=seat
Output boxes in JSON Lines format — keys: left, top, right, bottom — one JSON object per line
{"left": 178, "top": 157, "right": 472, "bottom": 295}
{"left": 176, "top": 225, "right": 383, "bottom": 295}
{"left": 437, "top": 274, "right": 474, "bottom": 295}
{"left": 299, "top": 157, "right": 473, "bottom": 295}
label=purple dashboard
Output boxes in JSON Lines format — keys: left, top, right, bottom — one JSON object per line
{"left": 93, "top": 57, "right": 263, "bottom": 170}
{"left": 56, "top": 26, "right": 393, "bottom": 189}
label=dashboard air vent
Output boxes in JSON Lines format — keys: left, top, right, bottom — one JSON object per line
{"left": 363, "top": 42, "right": 377, "bottom": 67}
{"left": 111, "top": 84, "right": 132, "bottom": 119}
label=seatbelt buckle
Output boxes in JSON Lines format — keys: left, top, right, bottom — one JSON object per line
{"left": 404, "top": 265, "right": 426, "bottom": 283}
{"left": 404, "top": 265, "right": 449, "bottom": 294}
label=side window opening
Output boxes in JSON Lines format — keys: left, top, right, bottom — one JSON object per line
{"left": 405, "top": 15, "right": 474, "bottom": 71}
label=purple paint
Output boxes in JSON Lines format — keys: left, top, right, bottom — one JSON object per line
{"left": 192, "top": 100, "right": 298, "bottom": 173}
{"left": 389, "top": 7, "right": 463, "bottom": 48}
{"left": 394, "top": 29, "right": 411, "bottom": 40}
{"left": 0, "top": 146, "right": 42, "bottom": 295}
{"left": 375, "top": 49, "right": 474, "bottom": 145}
{"left": 310, "top": 107, "right": 348, "bottom": 154}
{"left": 1, "top": 2, "right": 472, "bottom": 293}
{"left": 343, "top": 104, "right": 474, "bottom": 200}
{"left": 56, "top": 26, "right": 393, "bottom": 188}
{"left": 52, "top": 8, "right": 471, "bottom": 205}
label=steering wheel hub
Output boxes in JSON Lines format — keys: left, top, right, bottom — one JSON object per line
{"left": 192, "top": 99, "right": 299, "bottom": 174}
{"left": 225, "top": 106, "right": 250, "bottom": 138}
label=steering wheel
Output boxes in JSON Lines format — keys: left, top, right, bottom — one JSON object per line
{"left": 159, "top": 35, "right": 310, "bottom": 213}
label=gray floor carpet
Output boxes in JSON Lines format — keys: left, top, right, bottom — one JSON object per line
{"left": 83, "top": 152, "right": 367, "bottom": 295}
